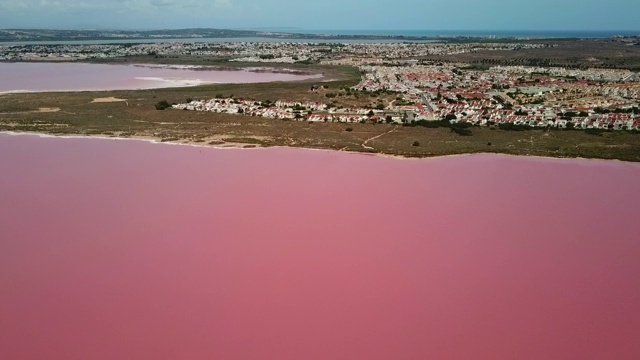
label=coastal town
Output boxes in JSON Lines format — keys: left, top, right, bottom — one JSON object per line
{"left": 0, "top": 41, "right": 546, "bottom": 62}
{"left": 172, "top": 61, "right": 640, "bottom": 131}
{"left": 2, "top": 39, "right": 640, "bottom": 132}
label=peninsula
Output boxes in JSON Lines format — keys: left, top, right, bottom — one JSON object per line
{"left": 1, "top": 33, "right": 640, "bottom": 162}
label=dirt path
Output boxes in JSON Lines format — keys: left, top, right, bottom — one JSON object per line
{"left": 0, "top": 107, "right": 61, "bottom": 115}
{"left": 362, "top": 126, "right": 398, "bottom": 150}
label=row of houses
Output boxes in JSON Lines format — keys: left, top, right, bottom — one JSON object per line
{"left": 448, "top": 109, "right": 640, "bottom": 130}
{"left": 172, "top": 98, "right": 412, "bottom": 123}
{"left": 174, "top": 97, "right": 640, "bottom": 129}
{"left": 172, "top": 98, "right": 379, "bottom": 122}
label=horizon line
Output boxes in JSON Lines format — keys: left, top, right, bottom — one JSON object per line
{"left": 2, "top": 27, "right": 640, "bottom": 32}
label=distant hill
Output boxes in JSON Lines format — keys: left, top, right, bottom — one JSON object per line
{"left": 0, "top": 28, "right": 442, "bottom": 42}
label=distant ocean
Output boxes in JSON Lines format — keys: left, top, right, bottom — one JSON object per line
{"left": 289, "top": 29, "right": 640, "bottom": 38}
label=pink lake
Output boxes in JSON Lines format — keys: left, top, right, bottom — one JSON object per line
{"left": 0, "top": 62, "right": 320, "bottom": 93}
{"left": 1, "top": 133, "right": 639, "bottom": 360}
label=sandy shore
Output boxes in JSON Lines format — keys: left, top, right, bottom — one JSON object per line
{"left": 3, "top": 130, "right": 639, "bottom": 166}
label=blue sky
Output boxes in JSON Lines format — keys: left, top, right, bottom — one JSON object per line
{"left": 0, "top": 0, "right": 638, "bottom": 31}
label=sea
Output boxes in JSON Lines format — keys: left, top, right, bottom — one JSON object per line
{"left": 291, "top": 29, "right": 640, "bottom": 39}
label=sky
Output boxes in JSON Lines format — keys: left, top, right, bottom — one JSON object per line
{"left": 0, "top": 0, "right": 638, "bottom": 31}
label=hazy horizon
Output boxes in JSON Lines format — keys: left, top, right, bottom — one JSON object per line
{"left": 2, "top": 27, "right": 640, "bottom": 32}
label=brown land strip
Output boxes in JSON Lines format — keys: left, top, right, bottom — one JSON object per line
{"left": 421, "top": 39, "right": 640, "bottom": 70}
{"left": 1, "top": 61, "right": 639, "bottom": 162}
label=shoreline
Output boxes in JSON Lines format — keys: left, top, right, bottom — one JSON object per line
{"left": 3, "top": 130, "right": 639, "bottom": 166}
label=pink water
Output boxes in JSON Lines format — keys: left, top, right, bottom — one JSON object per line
{"left": 1, "top": 133, "right": 639, "bottom": 360}
{"left": 0, "top": 63, "right": 319, "bottom": 92}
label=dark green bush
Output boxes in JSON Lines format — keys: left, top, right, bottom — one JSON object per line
{"left": 155, "top": 100, "right": 171, "bottom": 110}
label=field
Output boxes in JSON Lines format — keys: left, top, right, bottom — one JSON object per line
{"left": 423, "top": 39, "right": 640, "bottom": 70}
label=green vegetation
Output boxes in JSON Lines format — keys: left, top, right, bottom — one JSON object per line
{"left": 498, "top": 123, "right": 534, "bottom": 131}
{"left": 411, "top": 119, "right": 473, "bottom": 136}
{"left": 155, "top": 100, "right": 172, "bottom": 110}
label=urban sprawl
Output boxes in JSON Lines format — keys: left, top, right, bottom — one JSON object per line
{"left": 3, "top": 41, "right": 639, "bottom": 130}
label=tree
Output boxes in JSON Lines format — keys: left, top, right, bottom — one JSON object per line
{"left": 444, "top": 114, "right": 457, "bottom": 122}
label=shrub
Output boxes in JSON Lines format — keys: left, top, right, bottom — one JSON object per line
{"left": 585, "top": 128, "right": 605, "bottom": 136}
{"left": 415, "top": 120, "right": 441, "bottom": 128}
{"left": 345, "top": 127, "right": 353, "bottom": 132}
{"left": 155, "top": 100, "right": 171, "bottom": 110}
{"left": 412, "top": 141, "right": 420, "bottom": 147}
{"left": 450, "top": 127, "right": 472, "bottom": 136}
{"left": 450, "top": 121, "right": 473, "bottom": 129}
{"left": 498, "top": 123, "right": 533, "bottom": 131}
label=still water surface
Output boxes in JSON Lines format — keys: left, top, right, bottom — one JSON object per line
{"left": 1, "top": 133, "right": 639, "bottom": 359}
{"left": 0, "top": 62, "right": 319, "bottom": 93}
